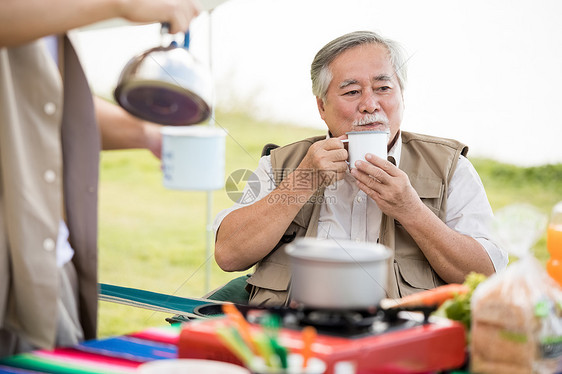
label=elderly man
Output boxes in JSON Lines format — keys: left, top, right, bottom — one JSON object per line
{"left": 213, "top": 30, "right": 507, "bottom": 306}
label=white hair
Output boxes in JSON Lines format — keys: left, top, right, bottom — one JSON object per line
{"left": 311, "top": 31, "right": 408, "bottom": 101}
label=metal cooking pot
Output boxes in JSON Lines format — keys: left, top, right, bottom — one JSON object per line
{"left": 286, "top": 238, "right": 391, "bottom": 310}
{"left": 114, "top": 28, "right": 213, "bottom": 126}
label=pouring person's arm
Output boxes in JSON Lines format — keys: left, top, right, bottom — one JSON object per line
{"left": 0, "top": 0, "right": 200, "bottom": 48}
{"left": 95, "top": 97, "right": 162, "bottom": 158}
{"left": 215, "top": 137, "right": 348, "bottom": 272}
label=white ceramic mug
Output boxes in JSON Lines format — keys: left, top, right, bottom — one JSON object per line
{"left": 342, "top": 130, "right": 389, "bottom": 168}
{"left": 161, "top": 125, "right": 227, "bottom": 190}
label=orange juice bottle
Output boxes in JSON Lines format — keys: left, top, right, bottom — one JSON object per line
{"left": 547, "top": 202, "right": 562, "bottom": 286}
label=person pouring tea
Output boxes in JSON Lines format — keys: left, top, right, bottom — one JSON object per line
{"left": 0, "top": 0, "right": 201, "bottom": 356}
{"left": 212, "top": 30, "right": 508, "bottom": 306}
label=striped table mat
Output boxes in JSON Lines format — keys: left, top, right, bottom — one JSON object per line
{"left": 0, "top": 325, "right": 182, "bottom": 374}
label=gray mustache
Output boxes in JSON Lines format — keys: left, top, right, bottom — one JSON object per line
{"left": 352, "top": 114, "right": 389, "bottom": 126}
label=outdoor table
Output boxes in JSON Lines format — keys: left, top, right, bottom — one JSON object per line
{"left": 0, "top": 284, "right": 479, "bottom": 374}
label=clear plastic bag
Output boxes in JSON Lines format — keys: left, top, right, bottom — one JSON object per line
{"left": 470, "top": 204, "right": 562, "bottom": 374}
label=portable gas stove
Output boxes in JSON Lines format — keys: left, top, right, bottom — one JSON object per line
{"left": 177, "top": 304, "right": 466, "bottom": 374}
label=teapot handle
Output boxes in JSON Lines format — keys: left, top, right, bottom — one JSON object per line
{"left": 160, "top": 22, "right": 171, "bottom": 35}
{"left": 183, "top": 31, "right": 190, "bottom": 49}
{"left": 160, "top": 22, "right": 190, "bottom": 49}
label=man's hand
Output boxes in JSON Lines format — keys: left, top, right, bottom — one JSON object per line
{"left": 216, "top": 136, "right": 347, "bottom": 272}
{"left": 350, "top": 153, "right": 425, "bottom": 223}
{"left": 298, "top": 135, "right": 349, "bottom": 189}
{"left": 351, "top": 152, "right": 495, "bottom": 283}
{"left": 118, "top": 0, "right": 202, "bottom": 34}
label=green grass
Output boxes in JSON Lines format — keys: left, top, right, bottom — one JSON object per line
{"left": 97, "top": 110, "right": 562, "bottom": 338}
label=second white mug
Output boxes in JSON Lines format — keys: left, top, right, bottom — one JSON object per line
{"left": 161, "top": 125, "right": 227, "bottom": 190}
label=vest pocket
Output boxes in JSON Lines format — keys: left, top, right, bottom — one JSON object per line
{"left": 410, "top": 175, "right": 444, "bottom": 217}
{"left": 393, "top": 258, "right": 437, "bottom": 298}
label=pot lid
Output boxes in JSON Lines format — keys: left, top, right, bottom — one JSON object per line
{"left": 286, "top": 238, "right": 390, "bottom": 263}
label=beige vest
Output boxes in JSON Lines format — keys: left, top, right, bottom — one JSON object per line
{"left": 247, "top": 131, "right": 468, "bottom": 306}
{"left": 0, "top": 36, "right": 99, "bottom": 348}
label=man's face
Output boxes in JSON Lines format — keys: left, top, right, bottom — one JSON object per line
{"left": 316, "top": 44, "right": 404, "bottom": 144}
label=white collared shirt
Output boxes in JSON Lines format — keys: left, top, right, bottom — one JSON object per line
{"left": 213, "top": 133, "right": 508, "bottom": 271}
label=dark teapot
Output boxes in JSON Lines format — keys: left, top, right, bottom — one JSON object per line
{"left": 114, "top": 25, "right": 213, "bottom": 126}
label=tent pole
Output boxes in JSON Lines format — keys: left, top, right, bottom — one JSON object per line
{"left": 205, "top": 9, "right": 215, "bottom": 294}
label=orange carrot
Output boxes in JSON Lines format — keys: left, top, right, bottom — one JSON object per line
{"left": 381, "top": 283, "right": 469, "bottom": 309}
{"left": 301, "top": 326, "right": 317, "bottom": 369}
